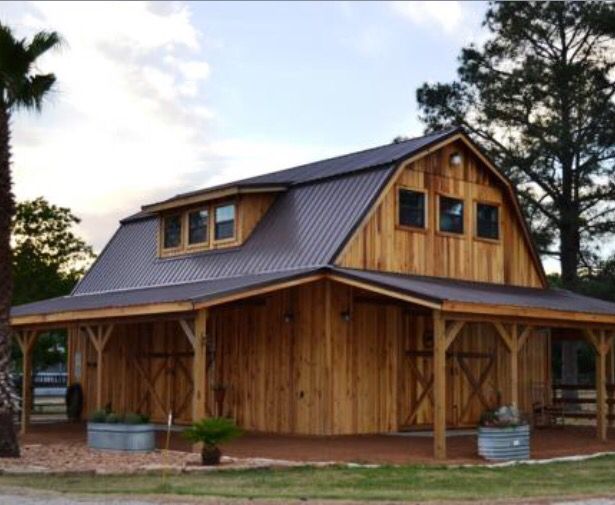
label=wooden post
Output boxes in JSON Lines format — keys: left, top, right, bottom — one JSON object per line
{"left": 192, "top": 309, "right": 208, "bottom": 422}
{"left": 15, "top": 330, "right": 37, "bottom": 435}
{"left": 433, "top": 310, "right": 447, "bottom": 460}
{"left": 584, "top": 329, "right": 613, "bottom": 442}
{"left": 510, "top": 324, "right": 519, "bottom": 408}
{"left": 86, "top": 324, "right": 114, "bottom": 411}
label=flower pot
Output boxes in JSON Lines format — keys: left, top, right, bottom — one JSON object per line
{"left": 201, "top": 445, "right": 222, "bottom": 465}
{"left": 478, "top": 424, "right": 530, "bottom": 461}
{"left": 87, "top": 422, "right": 155, "bottom": 452}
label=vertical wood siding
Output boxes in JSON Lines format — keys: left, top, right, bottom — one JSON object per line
{"left": 70, "top": 281, "right": 550, "bottom": 434}
{"left": 337, "top": 140, "right": 544, "bottom": 288}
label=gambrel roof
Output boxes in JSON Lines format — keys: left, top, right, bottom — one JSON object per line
{"left": 14, "top": 127, "right": 615, "bottom": 325}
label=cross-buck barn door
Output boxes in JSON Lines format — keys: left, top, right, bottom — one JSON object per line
{"left": 131, "top": 321, "right": 195, "bottom": 423}
{"left": 399, "top": 315, "right": 498, "bottom": 429}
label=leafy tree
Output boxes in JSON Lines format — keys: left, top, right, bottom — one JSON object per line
{"left": 11, "top": 198, "right": 95, "bottom": 374}
{"left": 416, "top": 1, "right": 615, "bottom": 289}
{"left": 0, "top": 23, "right": 61, "bottom": 457}
{"left": 12, "top": 197, "right": 94, "bottom": 305}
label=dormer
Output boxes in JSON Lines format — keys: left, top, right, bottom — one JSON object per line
{"left": 142, "top": 184, "right": 286, "bottom": 258}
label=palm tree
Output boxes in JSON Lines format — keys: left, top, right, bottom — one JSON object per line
{"left": 0, "top": 23, "right": 60, "bottom": 457}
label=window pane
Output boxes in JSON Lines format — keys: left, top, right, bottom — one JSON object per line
{"left": 399, "top": 189, "right": 425, "bottom": 228}
{"left": 215, "top": 204, "right": 235, "bottom": 240}
{"left": 477, "top": 203, "right": 499, "bottom": 239}
{"left": 163, "top": 215, "right": 182, "bottom": 248}
{"left": 188, "top": 209, "right": 208, "bottom": 245}
{"left": 439, "top": 196, "right": 464, "bottom": 234}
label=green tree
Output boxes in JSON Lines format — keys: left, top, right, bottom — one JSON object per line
{"left": 11, "top": 198, "right": 95, "bottom": 374}
{"left": 0, "top": 23, "right": 61, "bottom": 457}
{"left": 416, "top": 1, "right": 615, "bottom": 289}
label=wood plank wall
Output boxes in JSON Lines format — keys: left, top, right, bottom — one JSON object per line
{"left": 69, "top": 281, "right": 550, "bottom": 434}
{"left": 337, "top": 140, "right": 544, "bottom": 288}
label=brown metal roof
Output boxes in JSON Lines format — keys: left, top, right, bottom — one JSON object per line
{"left": 332, "top": 268, "right": 615, "bottom": 317}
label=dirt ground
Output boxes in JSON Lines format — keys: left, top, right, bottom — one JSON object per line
{"left": 17, "top": 422, "right": 615, "bottom": 467}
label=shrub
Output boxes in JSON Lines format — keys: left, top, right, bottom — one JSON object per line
{"left": 105, "top": 412, "right": 121, "bottom": 424}
{"left": 89, "top": 409, "right": 107, "bottom": 423}
{"left": 123, "top": 412, "right": 146, "bottom": 425}
{"left": 480, "top": 405, "right": 527, "bottom": 427}
{"left": 183, "top": 417, "right": 243, "bottom": 466}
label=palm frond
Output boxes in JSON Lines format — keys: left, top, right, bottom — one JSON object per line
{"left": 27, "top": 31, "right": 62, "bottom": 61}
{"left": 0, "top": 23, "right": 60, "bottom": 111}
{"left": 11, "top": 74, "right": 56, "bottom": 111}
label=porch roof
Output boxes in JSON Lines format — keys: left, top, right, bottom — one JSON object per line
{"left": 330, "top": 268, "right": 615, "bottom": 323}
{"left": 11, "top": 266, "right": 615, "bottom": 326}
{"left": 10, "top": 268, "right": 323, "bottom": 324}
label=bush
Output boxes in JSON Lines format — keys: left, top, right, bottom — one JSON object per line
{"left": 105, "top": 412, "right": 121, "bottom": 424}
{"left": 123, "top": 412, "right": 147, "bottom": 425}
{"left": 183, "top": 417, "right": 243, "bottom": 448}
{"left": 480, "top": 405, "right": 527, "bottom": 427}
{"left": 89, "top": 409, "right": 107, "bottom": 423}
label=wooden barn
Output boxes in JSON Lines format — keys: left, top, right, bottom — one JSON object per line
{"left": 11, "top": 128, "right": 615, "bottom": 459}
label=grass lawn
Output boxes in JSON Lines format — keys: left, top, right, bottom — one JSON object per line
{"left": 2, "top": 456, "right": 615, "bottom": 502}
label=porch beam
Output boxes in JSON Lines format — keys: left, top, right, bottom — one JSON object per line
{"left": 583, "top": 329, "right": 614, "bottom": 442}
{"left": 85, "top": 324, "right": 114, "bottom": 410}
{"left": 492, "top": 322, "right": 523, "bottom": 407}
{"left": 192, "top": 309, "right": 208, "bottom": 423}
{"left": 433, "top": 310, "right": 448, "bottom": 460}
{"left": 445, "top": 320, "right": 465, "bottom": 350}
{"left": 15, "top": 330, "right": 37, "bottom": 435}
{"left": 178, "top": 318, "right": 196, "bottom": 349}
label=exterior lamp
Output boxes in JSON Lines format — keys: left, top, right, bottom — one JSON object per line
{"left": 449, "top": 152, "right": 463, "bottom": 167}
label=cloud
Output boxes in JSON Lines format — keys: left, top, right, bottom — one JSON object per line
{"left": 390, "top": 1, "right": 463, "bottom": 34}
{"left": 4, "top": 1, "right": 214, "bottom": 250}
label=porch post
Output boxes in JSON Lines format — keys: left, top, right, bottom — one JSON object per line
{"left": 584, "top": 329, "right": 613, "bottom": 442}
{"left": 86, "top": 324, "right": 114, "bottom": 411}
{"left": 433, "top": 310, "right": 447, "bottom": 460}
{"left": 510, "top": 324, "right": 519, "bottom": 408}
{"left": 192, "top": 308, "right": 208, "bottom": 422}
{"left": 597, "top": 331, "right": 608, "bottom": 442}
{"left": 15, "top": 330, "right": 37, "bottom": 435}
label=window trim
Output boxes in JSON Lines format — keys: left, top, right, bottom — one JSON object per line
{"left": 213, "top": 202, "right": 237, "bottom": 243}
{"left": 473, "top": 199, "right": 502, "bottom": 243}
{"left": 161, "top": 213, "right": 184, "bottom": 252}
{"left": 186, "top": 207, "right": 210, "bottom": 249}
{"left": 396, "top": 185, "right": 428, "bottom": 233}
{"left": 436, "top": 192, "right": 466, "bottom": 238}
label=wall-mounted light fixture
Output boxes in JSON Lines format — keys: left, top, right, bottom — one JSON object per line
{"left": 340, "top": 310, "right": 351, "bottom": 322}
{"left": 449, "top": 151, "right": 463, "bottom": 167}
{"left": 283, "top": 312, "right": 294, "bottom": 323}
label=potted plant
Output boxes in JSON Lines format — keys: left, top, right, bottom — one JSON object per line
{"left": 183, "top": 417, "right": 243, "bottom": 465}
{"left": 478, "top": 405, "right": 530, "bottom": 461}
{"left": 87, "top": 410, "right": 155, "bottom": 452}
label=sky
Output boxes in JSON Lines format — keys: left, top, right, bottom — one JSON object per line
{"left": 1, "top": 0, "right": 489, "bottom": 254}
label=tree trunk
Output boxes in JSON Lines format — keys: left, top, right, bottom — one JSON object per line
{"left": 559, "top": 201, "right": 581, "bottom": 406}
{"left": 0, "top": 102, "right": 19, "bottom": 457}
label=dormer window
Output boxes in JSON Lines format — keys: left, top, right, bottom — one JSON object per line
{"left": 188, "top": 209, "right": 209, "bottom": 245}
{"left": 163, "top": 214, "right": 182, "bottom": 249}
{"left": 215, "top": 204, "right": 235, "bottom": 241}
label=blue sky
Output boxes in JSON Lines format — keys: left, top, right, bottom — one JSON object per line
{"left": 2, "top": 1, "right": 488, "bottom": 252}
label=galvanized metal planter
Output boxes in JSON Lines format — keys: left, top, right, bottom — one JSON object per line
{"left": 87, "top": 423, "right": 155, "bottom": 452}
{"left": 478, "top": 424, "right": 530, "bottom": 461}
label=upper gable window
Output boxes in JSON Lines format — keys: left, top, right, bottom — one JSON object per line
{"left": 188, "top": 209, "right": 209, "bottom": 245}
{"left": 399, "top": 188, "right": 426, "bottom": 229}
{"left": 215, "top": 204, "right": 235, "bottom": 241}
{"left": 476, "top": 203, "right": 499, "bottom": 240}
{"left": 163, "top": 214, "right": 182, "bottom": 249}
{"left": 439, "top": 196, "right": 464, "bottom": 234}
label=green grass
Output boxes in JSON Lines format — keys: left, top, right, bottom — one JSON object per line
{"left": 2, "top": 456, "right": 615, "bottom": 502}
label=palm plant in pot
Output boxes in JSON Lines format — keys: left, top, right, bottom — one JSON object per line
{"left": 183, "top": 417, "right": 243, "bottom": 465}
